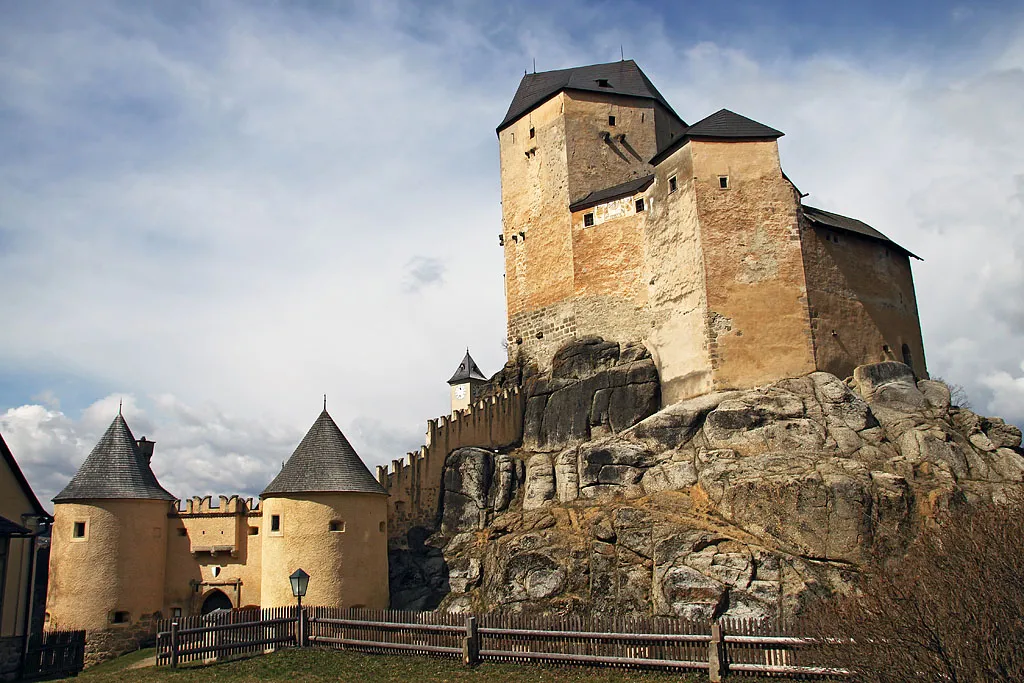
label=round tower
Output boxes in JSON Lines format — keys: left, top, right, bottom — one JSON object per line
{"left": 47, "top": 414, "right": 175, "bottom": 632}
{"left": 259, "top": 407, "right": 389, "bottom": 609}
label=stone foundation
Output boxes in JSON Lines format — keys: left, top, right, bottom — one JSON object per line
{"left": 84, "top": 613, "right": 158, "bottom": 668}
{"left": 0, "top": 636, "right": 22, "bottom": 682}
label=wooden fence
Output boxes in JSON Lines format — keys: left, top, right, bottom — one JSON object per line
{"left": 22, "top": 629, "right": 86, "bottom": 680}
{"left": 157, "top": 607, "right": 849, "bottom": 680}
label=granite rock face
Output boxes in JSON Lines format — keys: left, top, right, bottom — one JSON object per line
{"left": 391, "top": 357, "right": 1024, "bottom": 622}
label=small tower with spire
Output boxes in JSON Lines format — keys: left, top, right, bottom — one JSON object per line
{"left": 46, "top": 414, "right": 175, "bottom": 632}
{"left": 447, "top": 349, "right": 488, "bottom": 413}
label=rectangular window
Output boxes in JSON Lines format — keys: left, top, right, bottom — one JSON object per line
{"left": 379, "top": 521, "right": 386, "bottom": 533}
{"left": 583, "top": 213, "right": 595, "bottom": 227}
{"left": 248, "top": 526, "right": 259, "bottom": 536}
{"left": 529, "top": 126, "right": 535, "bottom": 139}
{"left": 635, "top": 198, "right": 645, "bottom": 213}
{"left": 270, "top": 515, "right": 281, "bottom": 533}
{"left": 73, "top": 521, "right": 86, "bottom": 539}
{"left": 608, "top": 115, "right": 616, "bottom": 126}
{"left": 112, "top": 611, "right": 130, "bottom": 624}
{"left": 719, "top": 176, "right": 729, "bottom": 189}
{"left": 172, "top": 608, "right": 182, "bottom": 619}
{"left": 668, "top": 176, "right": 678, "bottom": 193}
{"left": 329, "top": 520, "right": 346, "bottom": 533}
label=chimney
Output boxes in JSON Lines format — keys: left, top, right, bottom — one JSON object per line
{"left": 136, "top": 437, "right": 156, "bottom": 464}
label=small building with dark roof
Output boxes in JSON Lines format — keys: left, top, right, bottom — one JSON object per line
{"left": 447, "top": 350, "right": 488, "bottom": 413}
{"left": 497, "top": 59, "right": 927, "bottom": 400}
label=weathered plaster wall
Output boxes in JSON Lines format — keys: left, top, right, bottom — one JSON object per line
{"left": 164, "top": 496, "right": 263, "bottom": 616}
{"left": 259, "top": 493, "right": 388, "bottom": 609}
{"left": 690, "top": 140, "right": 817, "bottom": 391}
{"left": 562, "top": 91, "right": 657, "bottom": 204}
{"left": 378, "top": 388, "right": 524, "bottom": 543}
{"left": 47, "top": 500, "right": 167, "bottom": 632}
{"left": 800, "top": 220, "right": 928, "bottom": 379}
{"left": 642, "top": 144, "right": 713, "bottom": 404}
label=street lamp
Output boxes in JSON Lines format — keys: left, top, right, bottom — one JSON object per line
{"left": 289, "top": 568, "right": 310, "bottom": 608}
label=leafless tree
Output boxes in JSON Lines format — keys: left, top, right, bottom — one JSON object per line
{"left": 807, "top": 495, "right": 1024, "bottom": 682}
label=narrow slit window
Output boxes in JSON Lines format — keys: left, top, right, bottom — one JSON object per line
{"left": 635, "top": 198, "right": 645, "bottom": 212}
{"left": 719, "top": 176, "right": 729, "bottom": 189}
{"left": 529, "top": 126, "right": 535, "bottom": 139}
{"left": 668, "top": 176, "right": 678, "bottom": 193}
{"left": 608, "top": 115, "right": 616, "bottom": 126}
{"left": 379, "top": 521, "right": 386, "bottom": 533}
{"left": 73, "top": 522, "right": 86, "bottom": 539}
{"left": 270, "top": 515, "right": 281, "bottom": 533}
{"left": 583, "top": 213, "right": 595, "bottom": 227}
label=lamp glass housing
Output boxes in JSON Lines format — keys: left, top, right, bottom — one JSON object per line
{"left": 289, "top": 568, "right": 310, "bottom": 598}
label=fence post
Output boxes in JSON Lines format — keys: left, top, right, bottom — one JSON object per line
{"left": 708, "top": 621, "right": 724, "bottom": 682}
{"left": 170, "top": 622, "right": 179, "bottom": 669}
{"left": 298, "top": 607, "right": 308, "bottom": 648}
{"left": 462, "top": 616, "right": 479, "bottom": 666}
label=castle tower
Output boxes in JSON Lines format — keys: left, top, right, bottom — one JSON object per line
{"left": 47, "top": 414, "right": 175, "bottom": 631}
{"left": 447, "top": 349, "right": 487, "bottom": 413}
{"left": 259, "top": 408, "right": 388, "bottom": 609}
{"left": 497, "top": 60, "right": 687, "bottom": 366}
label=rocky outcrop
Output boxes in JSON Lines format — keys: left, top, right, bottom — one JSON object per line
{"left": 523, "top": 337, "right": 660, "bottom": 452}
{"left": 391, "top": 357, "right": 1023, "bottom": 623}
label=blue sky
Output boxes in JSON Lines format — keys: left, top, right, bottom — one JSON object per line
{"left": 2, "top": 0, "right": 1023, "bottom": 506}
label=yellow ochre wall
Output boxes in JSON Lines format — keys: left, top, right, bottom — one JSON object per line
{"left": 689, "top": 139, "right": 817, "bottom": 392}
{"left": 47, "top": 500, "right": 168, "bottom": 631}
{"left": 163, "top": 496, "right": 263, "bottom": 616}
{"left": 259, "top": 493, "right": 388, "bottom": 609}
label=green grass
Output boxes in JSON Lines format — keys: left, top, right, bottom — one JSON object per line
{"left": 74, "top": 648, "right": 711, "bottom": 682}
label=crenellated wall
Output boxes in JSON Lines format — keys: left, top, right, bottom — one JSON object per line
{"left": 377, "top": 388, "right": 524, "bottom": 543}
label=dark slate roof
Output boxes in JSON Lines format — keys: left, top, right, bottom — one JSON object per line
{"left": 650, "top": 109, "right": 783, "bottom": 165}
{"left": 53, "top": 414, "right": 176, "bottom": 502}
{"left": 0, "top": 431, "right": 50, "bottom": 519}
{"left": 803, "top": 205, "right": 921, "bottom": 260}
{"left": 570, "top": 174, "right": 655, "bottom": 212}
{"left": 447, "top": 350, "right": 488, "bottom": 385}
{"left": 261, "top": 410, "right": 386, "bottom": 497}
{"left": 0, "top": 515, "right": 32, "bottom": 537}
{"left": 498, "top": 60, "right": 684, "bottom": 132}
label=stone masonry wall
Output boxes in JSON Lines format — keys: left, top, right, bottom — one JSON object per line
{"left": 378, "top": 388, "right": 525, "bottom": 545}
{"left": 0, "top": 636, "right": 20, "bottom": 682}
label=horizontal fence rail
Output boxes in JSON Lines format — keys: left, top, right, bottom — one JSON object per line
{"left": 156, "top": 606, "right": 849, "bottom": 679}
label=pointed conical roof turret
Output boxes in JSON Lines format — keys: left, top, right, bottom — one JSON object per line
{"left": 53, "top": 414, "right": 175, "bottom": 502}
{"left": 261, "top": 409, "right": 386, "bottom": 497}
{"left": 447, "top": 349, "right": 487, "bottom": 385}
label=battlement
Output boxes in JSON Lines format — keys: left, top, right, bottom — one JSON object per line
{"left": 171, "top": 495, "right": 261, "bottom": 517}
{"left": 377, "top": 387, "right": 524, "bottom": 543}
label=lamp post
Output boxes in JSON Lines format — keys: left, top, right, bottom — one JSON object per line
{"left": 289, "top": 568, "right": 310, "bottom": 648}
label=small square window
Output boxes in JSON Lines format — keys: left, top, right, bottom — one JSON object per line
{"left": 608, "top": 115, "right": 616, "bottom": 126}
{"left": 529, "top": 127, "right": 535, "bottom": 139}
{"left": 270, "top": 515, "right": 281, "bottom": 533}
{"left": 73, "top": 522, "right": 86, "bottom": 539}
{"left": 177, "top": 528, "right": 187, "bottom": 537}
{"left": 329, "top": 520, "right": 346, "bottom": 533}
{"left": 172, "top": 608, "right": 182, "bottom": 619}
{"left": 248, "top": 526, "right": 259, "bottom": 536}
{"left": 635, "top": 198, "right": 645, "bottom": 213}
{"left": 668, "top": 176, "right": 678, "bottom": 193}
{"left": 597, "top": 78, "right": 611, "bottom": 88}
{"left": 583, "top": 213, "right": 595, "bottom": 227}
{"left": 112, "top": 611, "right": 130, "bottom": 624}
{"left": 719, "top": 176, "right": 729, "bottom": 189}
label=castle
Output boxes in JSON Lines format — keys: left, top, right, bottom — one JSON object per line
{"left": 45, "top": 59, "right": 926, "bottom": 656}
{"left": 497, "top": 60, "right": 925, "bottom": 403}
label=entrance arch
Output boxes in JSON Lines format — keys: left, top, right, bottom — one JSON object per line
{"left": 201, "top": 589, "right": 233, "bottom": 615}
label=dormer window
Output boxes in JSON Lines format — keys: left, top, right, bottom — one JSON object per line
{"left": 583, "top": 213, "right": 595, "bottom": 227}
{"left": 596, "top": 79, "right": 611, "bottom": 88}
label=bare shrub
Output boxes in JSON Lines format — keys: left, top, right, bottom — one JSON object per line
{"left": 807, "top": 495, "right": 1024, "bottom": 682}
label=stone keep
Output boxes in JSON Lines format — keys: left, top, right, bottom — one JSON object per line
{"left": 498, "top": 60, "right": 927, "bottom": 404}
